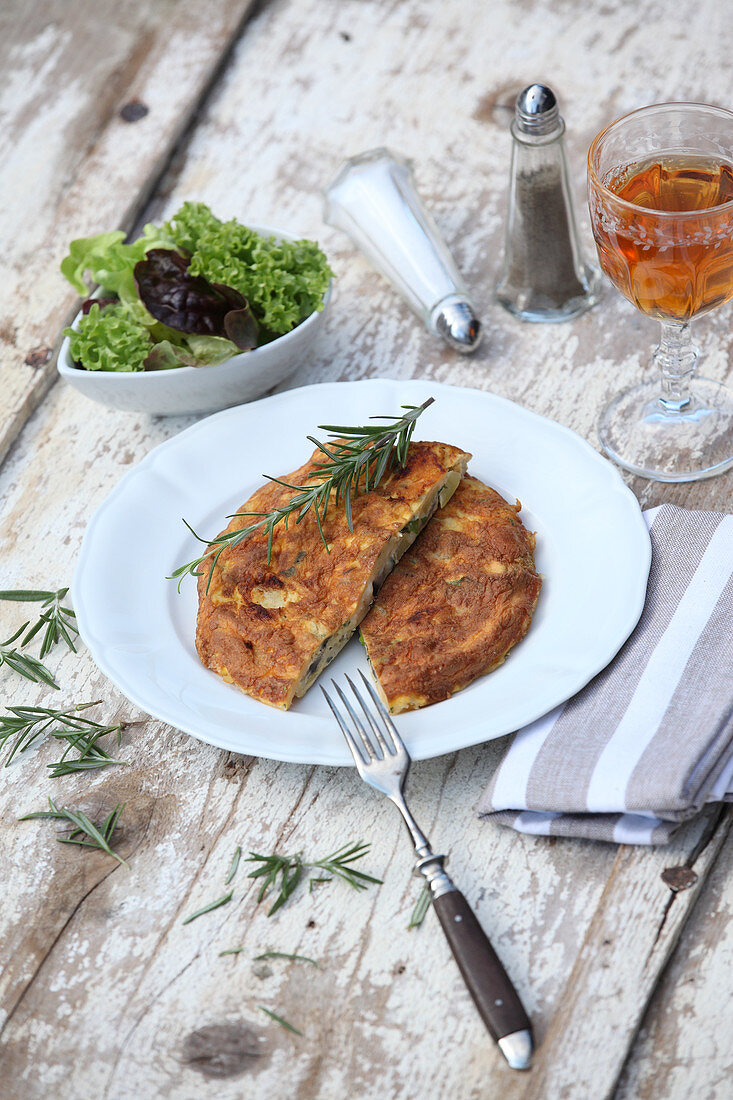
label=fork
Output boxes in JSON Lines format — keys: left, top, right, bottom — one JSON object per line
{"left": 322, "top": 672, "right": 533, "bottom": 1072}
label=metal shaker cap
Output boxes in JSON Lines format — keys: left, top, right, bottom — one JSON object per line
{"left": 515, "top": 84, "right": 561, "bottom": 136}
{"left": 431, "top": 295, "right": 483, "bottom": 354}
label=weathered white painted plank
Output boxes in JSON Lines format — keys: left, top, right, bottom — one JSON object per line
{"left": 615, "top": 832, "right": 733, "bottom": 1100}
{"left": 0, "top": 0, "right": 256, "bottom": 466}
{"left": 503, "top": 809, "right": 731, "bottom": 1100}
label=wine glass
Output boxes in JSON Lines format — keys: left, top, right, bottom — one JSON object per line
{"left": 588, "top": 102, "right": 733, "bottom": 481}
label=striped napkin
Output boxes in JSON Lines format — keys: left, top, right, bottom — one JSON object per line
{"left": 478, "top": 505, "right": 733, "bottom": 845}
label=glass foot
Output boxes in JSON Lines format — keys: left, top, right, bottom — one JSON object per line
{"left": 598, "top": 377, "right": 733, "bottom": 482}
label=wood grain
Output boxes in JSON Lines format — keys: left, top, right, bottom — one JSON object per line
{"left": 0, "top": 0, "right": 257, "bottom": 467}
{"left": 615, "top": 826, "right": 733, "bottom": 1100}
{"left": 1, "top": 0, "right": 732, "bottom": 1097}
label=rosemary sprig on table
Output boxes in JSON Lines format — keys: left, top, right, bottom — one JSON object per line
{"left": 0, "top": 700, "right": 128, "bottom": 772}
{"left": 246, "top": 841, "right": 382, "bottom": 916}
{"left": 19, "top": 798, "right": 128, "bottom": 866}
{"left": 247, "top": 852, "right": 304, "bottom": 916}
{"left": 225, "top": 845, "right": 242, "bottom": 885}
{"left": 312, "top": 842, "right": 384, "bottom": 889}
{"left": 169, "top": 397, "right": 435, "bottom": 591}
{"left": 0, "top": 625, "right": 58, "bottom": 688}
{"left": 0, "top": 588, "right": 79, "bottom": 658}
{"left": 47, "top": 722, "right": 128, "bottom": 778}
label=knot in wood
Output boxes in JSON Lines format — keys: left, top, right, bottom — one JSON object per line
{"left": 24, "top": 346, "right": 52, "bottom": 368}
{"left": 119, "top": 99, "right": 149, "bottom": 123}
{"left": 182, "top": 1022, "right": 262, "bottom": 1078}
{"left": 661, "top": 866, "right": 698, "bottom": 893}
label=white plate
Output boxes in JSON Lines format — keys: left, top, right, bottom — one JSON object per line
{"left": 73, "top": 378, "right": 651, "bottom": 765}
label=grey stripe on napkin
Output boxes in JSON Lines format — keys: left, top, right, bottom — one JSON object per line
{"left": 478, "top": 505, "right": 733, "bottom": 845}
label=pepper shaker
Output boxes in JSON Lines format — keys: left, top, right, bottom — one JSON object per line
{"left": 496, "top": 84, "right": 600, "bottom": 322}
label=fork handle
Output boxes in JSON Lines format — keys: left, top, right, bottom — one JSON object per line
{"left": 432, "top": 888, "right": 532, "bottom": 1045}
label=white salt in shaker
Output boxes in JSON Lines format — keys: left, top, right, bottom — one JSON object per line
{"left": 496, "top": 84, "right": 600, "bottom": 322}
{"left": 324, "top": 149, "right": 482, "bottom": 353}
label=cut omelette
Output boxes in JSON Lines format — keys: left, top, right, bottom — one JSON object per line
{"left": 359, "top": 475, "right": 541, "bottom": 713}
{"left": 195, "top": 441, "right": 470, "bottom": 709}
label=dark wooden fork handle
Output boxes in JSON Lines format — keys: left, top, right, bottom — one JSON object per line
{"left": 433, "top": 889, "right": 532, "bottom": 1043}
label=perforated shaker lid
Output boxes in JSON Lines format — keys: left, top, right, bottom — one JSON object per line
{"left": 515, "top": 84, "right": 562, "bottom": 136}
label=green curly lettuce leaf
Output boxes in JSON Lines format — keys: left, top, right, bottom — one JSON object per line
{"left": 164, "top": 202, "right": 332, "bottom": 334}
{"left": 63, "top": 303, "right": 152, "bottom": 372}
{"left": 60, "top": 224, "right": 173, "bottom": 325}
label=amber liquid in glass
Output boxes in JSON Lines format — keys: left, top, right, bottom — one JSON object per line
{"left": 593, "top": 156, "right": 733, "bottom": 321}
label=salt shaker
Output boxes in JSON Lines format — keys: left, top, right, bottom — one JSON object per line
{"left": 496, "top": 84, "right": 600, "bottom": 322}
{"left": 324, "top": 149, "right": 482, "bottom": 353}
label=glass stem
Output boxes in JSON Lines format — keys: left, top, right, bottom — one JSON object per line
{"left": 655, "top": 321, "right": 698, "bottom": 412}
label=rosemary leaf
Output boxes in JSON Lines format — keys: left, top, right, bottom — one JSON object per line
{"left": 219, "top": 947, "right": 245, "bottom": 957}
{"left": 47, "top": 752, "right": 126, "bottom": 778}
{"left": 19, "top": 797, "right": 128, "bottom": 866}
{"left": 182, "top": 890, "right": 234, "bottom": 925}
{"left": 225, "top": 845, "right": 242, "bottom": 885}
{"left": 0, "top": 589, "right": 57, "bottom": 601}
{"left": 408, "top": 884, "right": 431, "bottom": 929}
{"left": 0, "top": 627, "right": 58, "bottom": 689}
{"left": 0, "top": 588, "right": 79, "bottom": 658}
{"left": 308, "top": 876, "right": 331, "bottom": 893}
{"left": 253, "top": 951, "right": 320, "bottom": 967}
{"left": 170, "top": 398, "right": 435, "bottom": 591}
{"left": 258, "top": 1006, "right": 303, "bottom": 1036}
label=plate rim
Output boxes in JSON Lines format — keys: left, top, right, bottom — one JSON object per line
{"left": 72, "top": 377, "right": 651, "bottom": 764}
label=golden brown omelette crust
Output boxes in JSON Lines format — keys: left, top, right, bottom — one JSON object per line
{"left": 360, "top": 475, "right": 541, "bottom": 712}
{"left": 195, "top": 440, "right": 470, "bottom": 709}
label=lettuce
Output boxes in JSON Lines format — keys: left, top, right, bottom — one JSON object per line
{"left": 63, "top": 303, "right": 151, "bottom": 372}
{"left": 133, "top": 249, "right": 259, "bottom": 349}
{"left": 59, "top": 202, "right": 333, "bottom": 371}
{"left": 60, "top": 224, "right": 173, "bottom": 325}
{"left": 164, "top": 202, "right": 333, "bottom": 334}
{"left": 144, "top": 334, "right": 242, "bottom": 370}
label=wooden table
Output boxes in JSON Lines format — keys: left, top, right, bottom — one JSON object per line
{"left": 1, "top": 2, "right": 731, "bottom": 1097}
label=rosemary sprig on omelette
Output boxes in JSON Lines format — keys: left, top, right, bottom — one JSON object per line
{"left": 170, "top": 398, "right": 438, "bottom": 592}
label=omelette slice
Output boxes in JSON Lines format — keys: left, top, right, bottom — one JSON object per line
{"left": 195, "top": 440, "right": 470, "bottom": 709}
{"left": 359, "top": 475, "right": 541, "bottom": 713}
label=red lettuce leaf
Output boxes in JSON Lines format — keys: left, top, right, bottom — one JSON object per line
{"left": 223, "top": 307, "right": 259, "bottom": 350}
{"left": 81, "top": 297, "right": 117, "bottom": 314}
{"left": 133, "top": 250, "right": 258, "bottom": 349}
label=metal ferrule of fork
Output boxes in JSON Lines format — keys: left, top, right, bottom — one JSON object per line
{"left": 414, "top": 851, "right": 456, "bottom": 900}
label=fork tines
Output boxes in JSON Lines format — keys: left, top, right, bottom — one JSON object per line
{"left": 321, "top": 672, "right": 403, "bottom": 765}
